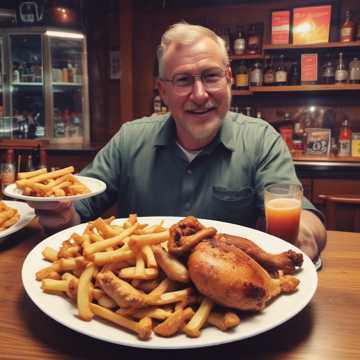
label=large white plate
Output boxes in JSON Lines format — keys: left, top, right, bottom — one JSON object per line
{"left": 4, "top": 175, "right": 106, "bottom": 202}
{"left": 0, "top": 200, "right": 35, "bottom": 241}
{"left": 22, "top": 217, "right": 318, "bottom": 349}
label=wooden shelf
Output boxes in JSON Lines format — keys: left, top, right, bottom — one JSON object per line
{"left": 232, "top": 89, "right": 252, "bottom": 96}
{"left": 263, "top": 40, "right": 360, "bottom": 50}
{"left": 230, "top": 54, "right": 263, "bottom": 60}
{"left": 252, "top": 84, "right": 360, "bottom": 92}
{"left": 231, "top": 83, "right": 360, "bottom": 95}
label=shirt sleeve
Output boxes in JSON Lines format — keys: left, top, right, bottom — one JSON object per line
{"left": 74, "top": 129, "right": 124, "bottom": 222}
{"left": 254, "top": 124, "right": 324, "bottom": 221}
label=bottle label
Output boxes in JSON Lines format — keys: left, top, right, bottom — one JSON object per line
{"left": 275, "top": 70, "right": 287, "bottom": 82}
{"left": 233, "top": 39, "right": 245, "bottom": 54}
{"left": 335, "top": 69, "right": 348, "bottom": 81}
{"left": 250, "top": 69, "right": 263, "bottom": 85}
{"left": 248, "top": 35, "right": 259, "bottom": 46}
{"left": 235, "top": 74, "right": 248, "bottom": 87}
{"left": 350, "top": 68, "right": 360, "bottom": 81}
{"left": 341, "top": 27, "right": 353, "bottom": 41}
{"left": 264, "top": 72, "right": 275, "bottom": 83}
{"left": 338, "top": 139, "right": 351, "bottom": 156}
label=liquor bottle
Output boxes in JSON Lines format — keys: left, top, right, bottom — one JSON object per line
{"left": 233, "top": 27, "right": 246, "bottom": 55}
{"left": 152, "top": 91, "right": 161, "bottom": 114}
{"left": 39, "top": 147, "right": 47, "bottom": 169}
{"left": 338, "top": 119, "right": 352, "bottom": 156}
{"left": 235, "top": 61, "right": 249, "bottom": 89}
{"left": 274, "top": 55, "right": 287, "bottom": 85}
{"left": 289, "top": 62, "right": 300, "bottom": 85}
{"left": 335, "top": 52, "right": 348, "bottom": 83}
{"left": 1, "top": 149, "right": 16, "bottom": 196}
{"left": 340, "top": 9, "right": 355, "bottom": 42}
{"left": 349, "top": 57, "right": 360, "bottom": 83}
{"left": 263, "top": 56, "right": 275, "bottom": 85}
{"left": 249, "top": 62, "right": 263, "bottom": 86}
{"left": 245, "top": 106, "right": 252, "bottom": 117}
{"left": 246, "top": 24, "right": 261, "bottom": 55}
{"left": 32, "top": 145, "right": 41, "bottom": 169}
{"left": 321, "top": 54, "right": 335, "bottom": 84}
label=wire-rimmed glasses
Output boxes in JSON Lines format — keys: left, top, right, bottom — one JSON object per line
{"left": 160, "top": 66, "right": 229, "bottom": 96}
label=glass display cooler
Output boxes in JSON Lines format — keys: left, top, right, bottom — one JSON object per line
{"left": 0, "top": 27, "right": 89, "bottom": 144}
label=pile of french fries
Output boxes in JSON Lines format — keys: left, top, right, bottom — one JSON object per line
{"left": 36, "top": 214, "right": 241, "bottom": 340}
{"left": 0, "top": 201, "right": 20, "bottom": 231}
{"left": 16, "top": 166, "right": 90, "bottom": 197}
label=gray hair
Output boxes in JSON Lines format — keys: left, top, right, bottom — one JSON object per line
{"left": 157, "top": 22, "right": 229, "bottom": 77}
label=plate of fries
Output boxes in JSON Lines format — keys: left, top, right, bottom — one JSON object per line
{"left": 4, "top": 166, "right": 106, "bottom": 202}
{"left": 22, "top": 216, "right": 317, "bottom": 349}
{"left": 0, "top": 200, "right": 35, "bottom": 240}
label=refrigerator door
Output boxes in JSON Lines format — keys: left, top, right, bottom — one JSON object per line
{"left": 9, "top": 33, "right": 45, "bottom": 139}
{"left": 47, "top": 34, "right": 88, "bottom": 143}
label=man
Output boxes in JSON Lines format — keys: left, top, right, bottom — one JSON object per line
{"left": 31, "top": 22, "right": 326, "bottom": 260}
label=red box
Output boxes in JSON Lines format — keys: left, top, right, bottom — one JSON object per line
{"left": 280, "top": 127, "right": 293, "bottom": 150}
{"left": 293, "top": 5, "right": 331, "bottom": 44}
{"left": 271, "top": 10, "right": 291, "bottom": 44}
{"left": 301, "top": 54, "right": 318, "bottom": 83}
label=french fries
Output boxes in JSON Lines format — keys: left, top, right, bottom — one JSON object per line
{"left": 15, "top": 166, "right": 90, "bottom": 197}
{"left": 35, "top": 214, "right": 244, "bottom": 341}
{"left": 0, "top": 201, "right": 20, "bottom": 231}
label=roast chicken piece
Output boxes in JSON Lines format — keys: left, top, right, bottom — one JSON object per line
{"left": 188, "top": 237, "right": 299, "bottom": 311}
{"left": 168, "top": 216, "right": 217, "bottom": 257}
{"left": 220, "top": 234, "right": 303, "bottom": 275}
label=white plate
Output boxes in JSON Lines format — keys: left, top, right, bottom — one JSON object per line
{"left": 22, "top": 217, "right": 318, "bottom": 349}
{"left": 0, "top": 200, "right": 35, "bottom": 241}
{"left": 4, "top": 175, "right": 106, "bottom": 202}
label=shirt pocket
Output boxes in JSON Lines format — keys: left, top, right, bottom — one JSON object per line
{"left": 210, "top": 186, "right": 256, "bottom": 226}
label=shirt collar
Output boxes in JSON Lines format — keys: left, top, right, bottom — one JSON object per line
{"left": 154, "top": 111, "right": 237, "bottom": 152}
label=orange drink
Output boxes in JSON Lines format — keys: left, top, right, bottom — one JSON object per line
{"left": 264, "top": 184, "right": 303, "bottom": 244}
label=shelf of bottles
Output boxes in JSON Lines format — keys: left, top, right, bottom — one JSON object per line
{"left": 10, "top": 34, "right": 45, "bottom": 139}
{"left": 49, "top": 35, "right": 84, "bottom": 142}
{"left": 228, "top": 9, "right": 360, "bottom": 96}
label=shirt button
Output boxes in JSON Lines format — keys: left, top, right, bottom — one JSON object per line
{"left": 186, "top": 169, "right": 192, "bottom": 175}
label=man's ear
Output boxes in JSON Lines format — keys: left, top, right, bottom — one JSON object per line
{"left": 226, "top": 66, "right": 233, "bottom": 85}
{"left": 156, "top": 79, "right": 168, "bottom": 106}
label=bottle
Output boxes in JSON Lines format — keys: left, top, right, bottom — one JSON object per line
{"left": 340, "top": 9, "right": 355, "bottom": 42}
{"left": 349, "top": 57, "right": 360, "bottom": 83}
{"left": 32, "top": 145, "right": 40, "bottom": 169}
{"left": 263, "top": 56, "right": 275, "bottom": 85}
{"left": 246, "top": 24, "right": 261, "bottom": 55}
{"left": 249, "top": 62, "right": 263, "bottom": 86}
{"left": 289, "top": 62, "right": 300, "bottom": 85}
{"left": 26, "top": 154, "right": 33, "bottom": 172}
{"left": 335, "top": 52, "right": 348, "bottom": 83}
{"left": 152, "top": 92, "right": 161, "bottom": 114}
{"left": 233, "top": 28, "right": 246, "bottom": 55}
{"left": 39, "top": 147, "right": 47, "bottom": 169}
{"left": 275, "top": 55, "right": 287, "bottom": 85}
{"left": 1, "top": 149, "right": 16, "bottom": 195}
{"left": 321, "top": 54, "right": 335, "bottom": 84}
{"left": 245, "top": 106, "right": 252, "bottom": 117}
{"left": 235, "top": 61, "right": 249, "bottom": 89}
{"left": 338, "top": 119, "right": 352, "bottom": 156}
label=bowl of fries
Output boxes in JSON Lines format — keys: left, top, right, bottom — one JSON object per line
{"left": 4, "top": 166, "right": 106, "bottom": 202}
{"left": 22, "top": 215, "right": 317, "bottom": 349}
{"left": 0, "top": 200, "right": 35, "bottom": 241}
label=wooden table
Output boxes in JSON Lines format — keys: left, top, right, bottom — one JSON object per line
{"left": 1, "top": 222, "right": 360, "bottom": 360}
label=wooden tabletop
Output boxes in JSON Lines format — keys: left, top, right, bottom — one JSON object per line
{"left": 1, "top": 221, "right": 360, "bottom": 360}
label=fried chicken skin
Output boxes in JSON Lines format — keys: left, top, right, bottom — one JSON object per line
{"left": 220, "top": 234, "right": 303, "bottom": 275}
{"left": 97, "top": 271, "right": 156, "bottom": 308}
{"left": 188, "top": 237, "right": 299, "bottom": 311}
{"left": 168, "top": 216, "right": 217, "bottom": 257}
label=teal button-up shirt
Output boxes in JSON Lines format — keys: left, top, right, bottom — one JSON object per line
{"left": 76, "top": 112, "right": 320, "bottom": 226}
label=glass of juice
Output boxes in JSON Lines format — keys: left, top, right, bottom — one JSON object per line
{"left": 264, "top": 183, "right": 303, "bottom": 244}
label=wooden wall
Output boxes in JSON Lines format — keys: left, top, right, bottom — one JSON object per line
{"left": 85, "top": 0, "right": 360, "bottom": 142}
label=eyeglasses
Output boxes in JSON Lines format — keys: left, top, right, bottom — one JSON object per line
{"left": 160, "top": 66, "right": 228, "bottom": 95}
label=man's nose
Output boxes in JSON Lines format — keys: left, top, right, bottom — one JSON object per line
{"left": 189, "top": 78, "right": 209, "bottom": 102}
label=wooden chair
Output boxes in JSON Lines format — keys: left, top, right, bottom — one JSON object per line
{"left": 318, "top": 195, "right": 360, "bottom": 232}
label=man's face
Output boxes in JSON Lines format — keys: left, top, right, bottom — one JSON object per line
{"left": 157, "top": 37, "right": 232, "bottom": 150}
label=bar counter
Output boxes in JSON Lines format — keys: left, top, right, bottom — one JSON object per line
{"left": 1, "top": 220, "right": 359, "bottom": 359}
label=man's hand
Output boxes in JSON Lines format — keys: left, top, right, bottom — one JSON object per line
{"left": 28, "top": 201, "right": 81, "bottom": 233}
{"left": 295, "top": 210, "right": 327, "bottom": 260}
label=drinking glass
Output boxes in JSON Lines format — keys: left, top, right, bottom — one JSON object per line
{"left": 264, "top": 183, "right": 303, "bottom": 244}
